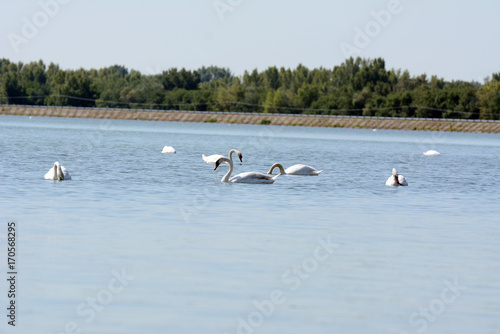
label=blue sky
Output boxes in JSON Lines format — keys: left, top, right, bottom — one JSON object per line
{"left": 1, "top": 0, "right": 499, "bottom": 82}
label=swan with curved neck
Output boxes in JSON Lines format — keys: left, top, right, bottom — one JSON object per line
{"left": 267, "top": 163, "right": 322, "bottom": 176}
{"left": 203, "top": 149, "right": 242, "bottom": 164}
{"left": 267, "top": 163, "right": 286, "bottom": 175}
{"left": 215, "top": 157, "right": 278, "bottom": 184}
{"left": 386, "top": 168, "right": 407, "bottom": 186}
{"left": 44, "top": 162, "right": 71, "bottom": 181}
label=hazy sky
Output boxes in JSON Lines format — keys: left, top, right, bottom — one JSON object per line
{"left": 1, "top": 0, "right": 499, "bottom": 82}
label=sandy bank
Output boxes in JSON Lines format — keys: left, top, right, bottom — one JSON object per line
{"left": 2, "top": 105, "right": 500, "bottom": 133}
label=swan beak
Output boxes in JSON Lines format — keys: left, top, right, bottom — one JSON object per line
{"left": 214, "top": 162, "right": 219, "bottom": 170}
{"left": 239, "top": 155, "right": 243, "bottom": 163}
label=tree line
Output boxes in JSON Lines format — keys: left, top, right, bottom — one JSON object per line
{"left": 1, "top": 57, "right": 499, "bottom": 120}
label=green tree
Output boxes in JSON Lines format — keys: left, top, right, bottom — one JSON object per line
{"left": 264, "top": 66, "right": 280, "bottom": 90}
{"left": 297, "top": 83, "right": 319, "bottom": 110}
{"left": 199, "top": 66, "right": 232, "bottom": 83}
{"left": 477, "top": 81, "right": 500, "bottom": 120}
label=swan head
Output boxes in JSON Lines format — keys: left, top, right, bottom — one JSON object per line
{"left": 237, "top": 152, "right": 243, "bottom": 163}
{"left": 214, "top": 158, "right": 224, "bottom": 170}
{"left": 215, "top": 157, "right": 231, "bottom": 170}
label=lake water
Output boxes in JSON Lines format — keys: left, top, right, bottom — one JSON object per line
{"left": 1, "top": 115, "right": 499, "bottom": 334}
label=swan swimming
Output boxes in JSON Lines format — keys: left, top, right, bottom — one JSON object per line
{"left": 44, "top": 162, "right": 71, "bottom": 181}
{"left": 161, "top": 146, "right": 176, "bottom": 154}
{"left": 267, "top": 163, "right": 322, "bottom": 176}
{"left": 386, "top": 168, "right": 407, "bottom": 186}
{"left": 203, "top": 149, "right": 242, "bottom": 164}
{"left": 215, "top": 157, "right": 278, "bottom": 184}
{"left": 423, "top": 150, "right": 440, "bottom": 156}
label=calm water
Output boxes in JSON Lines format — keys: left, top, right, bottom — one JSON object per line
{"left": 1, "top": 115, "right": 499, "bottom": 334}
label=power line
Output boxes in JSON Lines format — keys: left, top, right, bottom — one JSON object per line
{"left": 2, "top": 94, "right": 494, "bottom": 117}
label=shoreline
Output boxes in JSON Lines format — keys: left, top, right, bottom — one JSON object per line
{"left": 2, "top": 105, "right": 500, "bottom": 133}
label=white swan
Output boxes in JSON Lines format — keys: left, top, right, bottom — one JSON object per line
{"left": 215, "top": 157, "right": 279, "bottom": 184}
{"left": 423, "top": 150, "right": 440, "bottom": 156}
{"left": 44, "top": 162, "right": 71, "bottom": 181}
{"left": 386, "top": 168, "right": 407, "bottom": 186}
{"left": 161, "top": 146, "right": 176, "bottom": 154}
{"left": 203, "top": 149, "right": 242, "bottom": 164}
{"left": 267, "top": 163, "right": 322, "bottom": 176}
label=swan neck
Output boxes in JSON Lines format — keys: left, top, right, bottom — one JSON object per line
{"left": 268, "top": 163, "right": 285, "bottom": 175}
{"left": 52, "top": 164, "right": 58, "bottom": 180}
{"left": 228, "top": 149, "right": 235, "bottom": 161}
{"left": 221, "top": 158, "right": 233, "bottom": 182}
{"left": 57, "top": 164, "right": 64, "bottom": 180}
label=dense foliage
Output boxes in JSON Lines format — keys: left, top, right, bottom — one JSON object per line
{"left": 1, "top": 57, "right": 499, "bottom": 119}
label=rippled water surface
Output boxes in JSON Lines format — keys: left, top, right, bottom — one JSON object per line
{"left": 1, "top": 115, "right": 499, "bottom": 334}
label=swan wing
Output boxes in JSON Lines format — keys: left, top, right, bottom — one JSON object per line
{"left": 229, "top": 172, "right": 278, "bottom": 184}
{"left": 386, "top": 175, "right": 397, "bottom": 186}
{"left": 423, "top": 150, "right": 440, "bottom": 156}
{"left": 386, "top": 175, "right": 408, "bottom": 186}
{"left": 61, "top": 166, "right": 72, "bottom": 180}
{"left": 285, "top": 164, "right": 321, "bottom": 175}
{"left": 203, "top": 154, "right": 224, "bottom": 164}
{"left": 161, "top": 146, "right": 176, "bottom": 154}
{"left": 44, "top": 166, "right": 55, "bottom": 179}
{"left": 44, "top": 165, "right": 71, "bottom": 180}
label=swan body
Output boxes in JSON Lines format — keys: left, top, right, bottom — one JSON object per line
{"left": 386, "top": 168, "right": 407, "bottom": 186}
{"left": 44, "top": 162, "right": 71, "bottom": 181}
{"left": 215, "top": 157, "right": 278, "bottom": 184}
{"left": 267, "top": 163, "right": 322, "bottom": 176}
{"left": 423, "top": 150, "right": 440, "bottom": 156}
{"left": 161, "top": 146, "right": 176, "bottom": 154}
{"left": 203, "top": 149, "right": 242, "bottom": 164}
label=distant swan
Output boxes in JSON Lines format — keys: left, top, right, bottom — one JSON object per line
{"left": 215, "top": 157, "right": 278, "bottom": 184}
{"left": 203, "top": 149, "right": 242, "bottom": 164}
{"left": 44, "top": 162, "right": 71, "bottom": 181}
{"left": 161, "top": 146, "right": 176, "bottom": 154}
{"left": 423, "top": 150, "right": 440, "bottom": 156}
{"left": 386, "top": 168, "right": 407, "bottom": 186}
{"left": 267, "top": 163, "right": 322, "bottom": 176}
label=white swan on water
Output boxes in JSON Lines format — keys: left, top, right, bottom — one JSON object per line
{"left": 215, "top": 157, "right": 278, "bottom": 184}
{"left": 423, "top": 150, "right": 440, "bottom": 156}
{"left": 203, "top": 149, "right": 242, "bottom": 164}
{"left": 44, "top": 162, "right": 71, "bottom": 181}
{"left": 267, "top": 163, "right": 322, "bottom": 176}
{"left": 161, "top": 146, "right": 176, "bottom": 154}
{"left": 386, "top": 168, "right": 407, "bottom": 186}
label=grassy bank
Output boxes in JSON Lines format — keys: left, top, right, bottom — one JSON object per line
{"left": 2, "top": 105, "right": 500, "bottom": 133}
